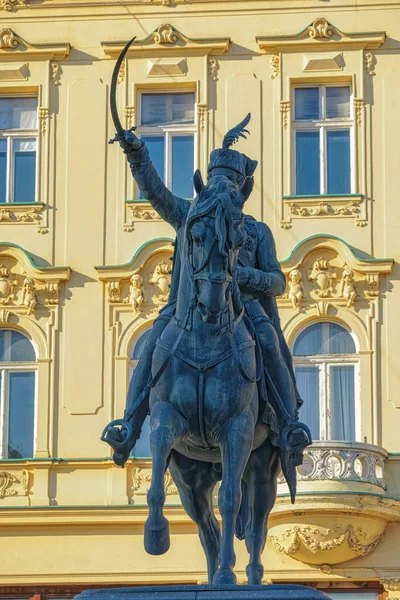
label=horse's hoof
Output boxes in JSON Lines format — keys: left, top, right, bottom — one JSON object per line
{"left": 246, "top": 563, "right": 264, "bottom": 585}
{"left": 144, "top": 516, "right": 170, "bottom": 555}
{"left": 212, "top": 568, "right": 237, "bottom": 586}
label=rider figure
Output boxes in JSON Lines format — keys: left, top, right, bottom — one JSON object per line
{"left": 103, "top": 115, "right": 311, "bottom": 474}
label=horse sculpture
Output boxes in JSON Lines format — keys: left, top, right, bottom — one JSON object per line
{"left": 142, "top": 179, "right": 280, "bottom": 586}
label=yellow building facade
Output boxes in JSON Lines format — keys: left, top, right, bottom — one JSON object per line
{"left": 0, "top": 1, "right": 399, "bottom": 599}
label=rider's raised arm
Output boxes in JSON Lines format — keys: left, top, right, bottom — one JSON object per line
{"left": 239, "top": 222, "right": 286, "bottom": 297}
{"left": 125, "top": 141, "right": 190, "bottom": 230}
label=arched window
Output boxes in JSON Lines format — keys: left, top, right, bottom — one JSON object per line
{"left": 293, "top": 322, "right": 359, "bottom": 442}
{"left": 0, "top": 330, "right": 37, "bottom": 458}
{"left": 129, "top": 328, "right": 152, "bottom": 458}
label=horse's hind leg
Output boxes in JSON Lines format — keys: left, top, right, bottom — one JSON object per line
{"left": 169, "top": 450, "right": 221, "bottom": 584}
{"left": 213, "top": 409, "right": 255, "bottom": 586}
{"left": 145, "top": 401, "right": 189, "bottom": 556}
{"left": 243, "top": 438, "right": 280, "bottom": 584}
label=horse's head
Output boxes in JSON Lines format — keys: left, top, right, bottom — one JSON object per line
{"left": 187, "top": 171, "right": 250, "bottom": 324}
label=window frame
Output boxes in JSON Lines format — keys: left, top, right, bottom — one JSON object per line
{"left": 292, "top": 321, "right": 361, "bottom": 442}
{"left": 136, "top": 89, "right": 197, "bottom": 197}
{"left": 0, "top": 330, "right": 38, "bottom": 459}
{"left": 0, "top": 94, "right": 39, "bottom": 204}
{"left": 291, "top": 83, "right": 355, "bottom": 196}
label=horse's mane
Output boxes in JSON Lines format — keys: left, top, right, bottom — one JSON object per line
{"left": 187, "top": 179, "right": 246, "bottom": 256}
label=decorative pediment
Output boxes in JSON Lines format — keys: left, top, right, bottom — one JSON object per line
{"left": 102, "top": 24, "right": 230, "bottom": 58}
{"left": 279, "top": 235, "right": 393, "bottom": 312}
{"left": 0, "top": 243, "right": 70, "bottom": 316}
{"left": 96, "top": 238, "right": 174, "bottom": 319}
{"left": 256, "top": 18, "right": 385, "bottom": 52}
{"left": 0, "top": 28, "right": 70, "bottom": 59}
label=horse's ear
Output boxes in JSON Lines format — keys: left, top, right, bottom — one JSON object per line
{"left": 239, "top": 176, "right": 254, "bottom": 204}
{"left": 193, "top": 169, "right": 205, "bottom": 195}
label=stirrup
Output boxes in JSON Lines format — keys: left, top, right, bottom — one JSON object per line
{"left": 101, "top": 419, "right": 135, "bottom": 467}
{"left": 280, "top": 421, "right": 312, "bottom": 467}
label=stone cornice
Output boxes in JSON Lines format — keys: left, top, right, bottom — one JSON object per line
{"left": 257, "top": 18, "right": 386, "bottom": 53}
{"left": 0, "top": 242, "right": 71, "bottom": 281}
{"left": 102, "top": 23, "right": 230, "bottom": 58}
{"left": 0, "top": 28, "right": 70, "bottom": 59}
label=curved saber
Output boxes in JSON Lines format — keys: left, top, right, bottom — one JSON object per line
{"left": 110, "top": 36, "right": 136, "bottom": 136}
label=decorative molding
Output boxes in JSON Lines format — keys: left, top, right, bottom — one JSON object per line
{"left": 0, "top": 470, "right": 29, "bottom": 499}
{"left": 0, "top": 28, "right": 70, "bottom": 59}
{"left": 280, "top": 101, "right": 290, "bottom": 129}
{"left": 381, "top": 580, "right": 400, "bottom": 592}
{"left": 364, "top": 50, "right": 376, "bottom": 75}
{"left": 354, "top": 98, "right": 364, "bottom": 127}
{"left": 117, "top": 59, "right": 126, "bottom": 84}
{"left": 124, "top": 273, "right": 145, "bottom": 314}
{"left": 145, "top": 469, "right": 178, "bottom": 496}
{"left": 208, "top": 57, "right": 219, "bottom": 81}
{"left": 270, "top": 55, "right": 279, "bottom": 79}
{"left": 38, "top": 107, "right": 49, "bottom": 136}
{"left": 147, "top": 57, "right": 187, "bottom": 77}
{"left": 270, "top": 524, "right": 383, "bottom": 559}
{"left": 282, "top": 194, "right": 367, "bottom": 227}
{"left": 124, "top": 106, "right": 135, "bottom": 129}
{"left": 0, "top": 203, "right": 46, "bottom": 233}
{"left": 278, "top": 234, "right": 393, "bottom": 310}
{"left": 124, "top": 201, "right": 161, "bottom": 232}
{"left": 256, "top": 19, "right": 386, "bottom": 52}
{"left": 0, "top": 0, "right": 27, "bottom": 11}
{"left": 20, "top": 276, "right": 39, "bottom": 315}
{"left": 197, "top": 103, "right": 208, "bottom": 133}
{"left": 50, "top": 61, "right": 61, "bottom": 85}
{"left": 149, "top": 261, "right": 171, "bottom": 305}
{"left": 102, "top": 25, "right": 230, "bottom": 58}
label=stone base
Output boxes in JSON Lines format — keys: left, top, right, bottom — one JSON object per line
{"left": 76, "top": 585, "right": 332, "bottom": 600}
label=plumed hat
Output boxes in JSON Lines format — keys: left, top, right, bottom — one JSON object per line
{"left": 207, "top": 113, "right": 258, "bottom": 179}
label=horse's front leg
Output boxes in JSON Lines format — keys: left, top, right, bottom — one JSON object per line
{"left": 145, "top": 401, "right": 189, "bottom": 555}
{"left": 213, "top": 409, "right": 255, "bottom": 586}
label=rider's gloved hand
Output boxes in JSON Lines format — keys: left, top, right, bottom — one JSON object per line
{"left": 236, "top": 266, "right": 250, "bottom": 286}
{"left": 109, "top": 127, "right": 142, "bottom": 154}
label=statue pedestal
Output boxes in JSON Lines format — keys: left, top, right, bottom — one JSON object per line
{"left": 76, "top": 585, "right": 332, "bottom": 600}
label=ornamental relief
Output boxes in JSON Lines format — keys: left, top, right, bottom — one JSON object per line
{"left": 282, "top": 196, "right": 367, "bottom": 228}
{"left": 0, "top": 469, "right": 30, "bottom": 499}
{"left": 0, "top": 204, "right": 47, "bottom": 233}
{"left": 0, "top": 259, "right": 63, "bottom": 315}
{"left": 124, "top": 203, "right": 162, "bottom": 232}
{"left": 279, "top": 250, "right": 373, "bottom": 311}
{"left": 105, "top": 251, "right": 173, "bottom": 317}
{"left": 129, "top": 464, "right": 180, "bottom": 504}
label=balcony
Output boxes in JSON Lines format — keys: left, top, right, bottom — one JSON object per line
{"left": 269, "top": 441, "right": 400, "bottom": 565}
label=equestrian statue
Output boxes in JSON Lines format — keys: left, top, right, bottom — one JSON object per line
{"left": 102, "top": 38, "right": 312, "bottom": 587}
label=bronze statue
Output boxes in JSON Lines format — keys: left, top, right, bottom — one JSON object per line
{"left": 102, "top": 39, "right": 311, "bottom": 586}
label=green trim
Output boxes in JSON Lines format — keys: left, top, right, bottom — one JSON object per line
{"left": 0, "top": 242, "right": 70, "bottom": 271}
{"left": 281, "top": 234, "right": 394, "bottom": 265}
{"left": 259, "top": 20, "right": 385, "bottom": 43}
{"left": 283, "top": 194, "right": 363, "bottom": 200}
{"left": 278, "top": 490, "right": 400, "bottom": 502}
{"left": 95, "top": 237, "right": 174, "bottom": 271}
{"left": 125, "top": 199, "right": 192, "bottom": 204}
{"left": 3, "top": 202, "right": 45, "bottom": 206}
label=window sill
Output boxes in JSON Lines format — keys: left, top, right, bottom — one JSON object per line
{"left": 0, "top": 202, "right": 47, "bottom": 233}
{"left": 281, "top": 194, "right": 367, "bottom": 228}
{"left": 124, "top": 200, "right": 162, "bottom": 231}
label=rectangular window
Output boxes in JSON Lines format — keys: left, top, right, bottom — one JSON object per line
{"left": 138, "top": 91, "right": 196, "bottom": 199}
{"left": 293, "top": 85, "right": 353, "bottom": 195}
{"left": 0, "top": 97, "right": 38, "bottom": 203}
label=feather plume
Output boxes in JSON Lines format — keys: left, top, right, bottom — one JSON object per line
{"left": 222, "top": 113, "right": 251, "bottom": 149}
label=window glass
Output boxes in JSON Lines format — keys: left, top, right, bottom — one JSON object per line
{"left": 294, "top": 323, "right": 356, "bottom": 356}
{"left": 8, "top": 371, "right": 35, "bottom": 458}
{"left": 330, "top": 365, "right": 356, "bottom": 441}
{"left": 326, "top": 86, "right": 351, "bottom": 119}
{"left": 295, "top": 131, "right": 320, "bottom": 195}
{"left": 0, "top": 138, "right": 6, "bottom": 204}
{"left": 172, "top": 135, "right": 194, "bottom": 198}
{"left": 141, "top": 93, "right": 195, "bottom": 126}
{"left": 327, "top": 129, "right": 351, "bottom": 194}
{"left": 295, "top": 88, "right": 319, "bottom": 120}
{"left": 14, "top": 138, "right": 36, "bottom": 203}
{"left": 141, "top": 136, "right": 165, "bottom": 180}
{"left": 0, "top": 330, "right": 36, "bottom": 362}
{"left": 295, "top": 366, "right": 320, "bottom": 439}
{"left": 0, "top": 97, "right": 37, "bottom": 130}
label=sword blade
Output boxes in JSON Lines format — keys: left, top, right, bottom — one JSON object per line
{"left": 110, "top": 36, "right": 136, "bottom": 135}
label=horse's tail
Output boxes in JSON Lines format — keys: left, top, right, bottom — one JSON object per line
{"left": 235, "top": 479, "right": 248, "bottom": 541}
